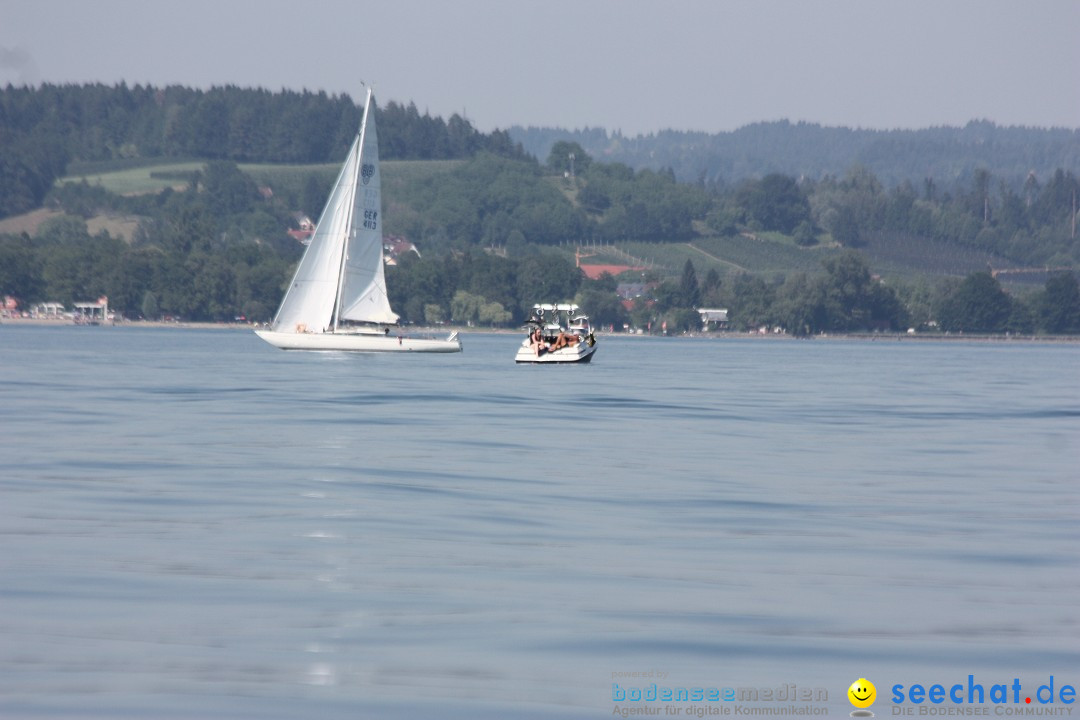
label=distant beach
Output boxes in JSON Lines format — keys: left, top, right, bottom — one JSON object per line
{"left": 1, "top": 315, "right": 250, "bottom": 331}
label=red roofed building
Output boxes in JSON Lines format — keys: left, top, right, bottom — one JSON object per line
{"left": 383, "top": 235, "right": 421, "bottom": 265}
{"left": 288, "top": 215, "right": 316, "bottom": 244}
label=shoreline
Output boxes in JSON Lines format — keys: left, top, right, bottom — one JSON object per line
{"left": 1, "top": 316, "right": 252, "bottom": 331}
{"left": 3, "top": 316, "right": 1078, "bottom": 343}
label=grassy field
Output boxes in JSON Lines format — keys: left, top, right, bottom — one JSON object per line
{"left": 60, "top": 158, "right": 461, "bottom": 197}
{"left": 0, "top": 208, "right": 142, "bottom": 242}
{"left": 61, "top": 161, "right": 206, "bottom": 195}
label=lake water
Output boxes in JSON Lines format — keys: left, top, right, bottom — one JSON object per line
{"left": 1, "top": 326, "right": 1078, "bottom": 719}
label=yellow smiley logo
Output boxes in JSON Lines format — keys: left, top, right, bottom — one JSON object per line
{"left": 848, "top": 678, "right": 876, "bottom": 708}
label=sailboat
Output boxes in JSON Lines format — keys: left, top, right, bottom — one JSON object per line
{"left": 255, "top": 88, "right": 461, "bottom": 353}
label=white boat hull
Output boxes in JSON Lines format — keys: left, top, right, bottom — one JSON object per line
{"left": 255, "top": 329, "right": 461, "bottom": 353}
{"left": 514, "top": 338, "right": 597, "bottom": 364}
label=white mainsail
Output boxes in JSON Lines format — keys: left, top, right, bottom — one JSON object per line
{"left": 270, "top": 88, "right": 397, "bottom": 333}
{"left": 338, "top": 97, "right": 398, "bottom": 325}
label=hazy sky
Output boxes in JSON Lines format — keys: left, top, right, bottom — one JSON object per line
{"left": 2, "top": 0, "right": 1078, "bottom": 136}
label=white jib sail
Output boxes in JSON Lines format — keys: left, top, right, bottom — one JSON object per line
{"left": 270, "top": 135, "right": 360, "bottom": 333}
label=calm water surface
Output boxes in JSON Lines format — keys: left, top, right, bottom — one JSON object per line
{"left": 1, "top": 326, "right": 1078, "bottom": 719}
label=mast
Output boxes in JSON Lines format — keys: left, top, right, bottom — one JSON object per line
{"left": 332, "top": 87, "right": 371, "bottom": 333}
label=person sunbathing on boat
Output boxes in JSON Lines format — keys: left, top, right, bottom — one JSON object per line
{"left": 549, "top": 331, "right": 580, "bottom": 351}
{"left": 529, "top": 326, "right": 548, "bottom": 356}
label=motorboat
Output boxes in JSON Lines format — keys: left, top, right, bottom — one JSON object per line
{"left": 514, "top": 303, "right": 597, "bottom": 364}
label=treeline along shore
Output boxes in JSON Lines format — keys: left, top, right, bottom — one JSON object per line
{"left": 1, "top": 83, "right": 1078, "bottom": 336}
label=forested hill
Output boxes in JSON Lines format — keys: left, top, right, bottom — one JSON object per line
{"left": 6, "top": 83, "right": 1078, "bottom": 221}
{"left": 509, "top": 121, "right": 1080, "bottom": 188}
{"left": 0, "top": 83, "right": 524, "bottom": 218}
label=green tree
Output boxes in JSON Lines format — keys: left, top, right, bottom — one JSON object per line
{"left": 477, "top": 300, "right": 512, "bottom": 326}
{"left": 705, "top": 204, "right": 741, "bottom": 236}
{"left": 818, "top": 252, "right": 907, "bottom": 331}
{"left": 459, "top": 251, "right": 517, "bottom": 313}
{"left": 235, "top": 255, "right": 290, "bottom": 322}
{"left": 793, "top": 220, "right": 817, "bottom": 246}
{"left": 301, "top": 173, "right": 331, "bottom": 221}
{"left": 1037, "top": 272, "right": 1080, "bottom": 333}
{"left": 1031, "top": 170, "right": 1078, "bottom": 229}
{"left": 729, "top": 274, "right": 776, "bottom": 331}
{"left": 515, "top": 255, "right": 582, "bottom": 315}
{"left": 0, "top": 128, "right": 70, "bottom": 219}
{"left": 36, "top": 219, "right": 126, "bottom": 306}
{"left": 679, "top": 259, "right": 701, "bottom": 307}
{"left": 577, "top": 181, "right": 611, "bottom": 213}
{"left": 504, "top": 229, "right": 529, "bottom": 257}
{"left": 830, "top": 205, "right": 861, "bottom": 247}
{"left": 664, "top": 307, "right": 701, "bottom": 333}
{"left": 1005, "top": 295, "right": 1035, "bottom": 334}
{"left": 736, "top": 174, "right": 810, "bottom": 234}
{"left": 575, "top": 286, "right": 628, "bottom": 329}
{"left": 154, "top": 204, "right": 216, "bottom": 256}
{"left": 938, "top": 272, "right": 1013, "bottom": 333}
{"left": 700, "top": 268, "right": 723, "bottom": 306}
{"left": 141, "top": 290, "right": 160, "bottom": 320}
{"left": 774, "top": 272, "right": 826, "bottom": 336}
{"left": 585, "top": 161, "right": 705, "bottom": 242}
{"left": 36, "top": 214, "right": 92, "bottom": 246}
{"left": 589, "top": 271, "right": 618, "bottom": 293}
{"left": 108, "top": 248, "right": 156, "bottom": 314}
{"left": 423, "top": 303, "right": 446, "bottom": 325}
{"left": 651, "top": 279, "right": 684, "bottom": 313}
{"left": 0, "top": 234, "right": 45, "bottom": 303}
{"left": 546, "top": 141, "right": 591, "bottom": 176}
{"left": 819, "top": 252, "right": 875, "bottom": 329}
{"left": 451, "top": 289, "right": 485, "bottom": 325}
{"left": 388, "top": 254, "right": 455, "bottom": 323}
{"left": 189, "top": 253, "right": 238, "bottom": 320}
{"left": 201, "top": 161, "right": 260, "bottom": 218}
